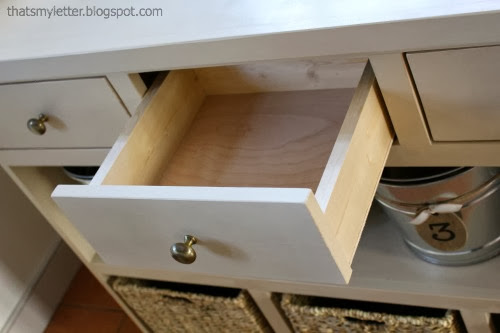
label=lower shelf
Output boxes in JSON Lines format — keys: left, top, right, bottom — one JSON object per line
{"left": 350, "top": 203, "right": 500, "bottom": 302}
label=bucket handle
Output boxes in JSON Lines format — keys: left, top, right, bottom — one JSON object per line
{"left": 409, "top": 203, "right": 462, "bottom": 225}
{"left": 376, "top": 173, "right": 500, "bottom": 225}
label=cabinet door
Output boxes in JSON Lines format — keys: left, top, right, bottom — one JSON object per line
{"left": 407, "top": 46, "right": 500, "bottom": 142}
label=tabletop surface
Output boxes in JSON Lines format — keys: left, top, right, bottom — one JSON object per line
{"left": 1, "top": 0, "right": 499, "bottom": 82}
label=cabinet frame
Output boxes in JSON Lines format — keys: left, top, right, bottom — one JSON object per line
{"left": 2, "top": 52, "right": 500, "bottom": 332}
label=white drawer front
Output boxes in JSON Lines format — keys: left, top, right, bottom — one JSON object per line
{"left": 52, "top": 62, "right": 393, "bottom": 285}
{"left": 0, "top": 78, "right": 128, "bottom": 149}
{"left": 53, "top": 186, "right": 346, "bottom": 284}
{"left": 407, "top": 46, "right": 500, "bottom": 142}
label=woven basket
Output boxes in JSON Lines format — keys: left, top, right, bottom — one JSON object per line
{"left": 280, "top": 294, "right": 463, "bottom": 333}
{"left": 111, "top": 277, "right": 271, "bottom": 333}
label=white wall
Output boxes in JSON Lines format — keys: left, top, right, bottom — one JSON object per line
{"left": 0, "top": 167, "right": 60, "bottom": 331}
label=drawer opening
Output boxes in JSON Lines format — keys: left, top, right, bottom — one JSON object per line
{"left": 96, "top": 60, "right": 367, "bottom": 194}
{"left": 157, "top": 89, "right": 353, "bottom": 192}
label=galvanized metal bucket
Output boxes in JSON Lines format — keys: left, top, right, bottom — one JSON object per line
{"left": 375, "top": 167, "right": 500, "bottom": 265}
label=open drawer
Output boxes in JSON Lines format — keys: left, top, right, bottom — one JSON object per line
{"left": 52, "top": 61, "right": 393, "bottom": 284}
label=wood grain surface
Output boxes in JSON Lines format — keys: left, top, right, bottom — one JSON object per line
{"left": 159, "top": 89, "right": 354, "bottom": 190}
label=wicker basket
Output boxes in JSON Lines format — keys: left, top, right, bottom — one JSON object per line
{"left": 280, "top": 294, "right": 463, "bottom": 333}
{"left": 111, "top": 277, "right": 271, "bottom": 333}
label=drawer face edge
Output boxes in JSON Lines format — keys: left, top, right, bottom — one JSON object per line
{"left": 52, "top": 185, "right": 347, "bottom": 284}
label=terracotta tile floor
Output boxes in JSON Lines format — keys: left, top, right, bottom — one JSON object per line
{"left": 45, "top": 267, "right": 142, "bottom": 333}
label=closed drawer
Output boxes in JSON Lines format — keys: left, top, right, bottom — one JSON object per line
{"left": 52, "top": 61, "right": 393, "bottom": 284}
{"left": 0, "top": 78, "right": 129, "bottom": 149}
{"left": 407, "top": 45, "right": 500, "bottom": 142}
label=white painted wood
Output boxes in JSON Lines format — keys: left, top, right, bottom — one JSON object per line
{"left": 106, "top": 73, "right": 146, "bottom": 114}
{"left": 370, "top": 52, "right": 500, "bottom": 165}
{"left": 407, "top": 46, "right": 500, "bottom": 141}
{"left": 0, "top": 167, "right": 60, "bottom": 331}
{"left": 52, "top": 185, "right": 348, "bottom": 284}
{"left": 92, "top": 203, "right": 500, "bottom": 311}
{"left": 247, "top": 290, "right": 292, "bottom": 333}
{"left": 459, "top": 310, "right": 492, "bottom": 333}
{"left": 0, "top": 78, "right": 128, "bottom": 149}
{"left": 0, "top": 241, "right": 60, "bottom": 333}
{"left": 369, "top": 53, "right": 431, "bottom": 148}
{"left": 5, "top": 243, "right": 81, "bottom": 333}
{"left": 387, "top": 142, "right": 500, "bottom": 166}
{"left": 350, "top": 204, "right": 500, "bottom": 303}
{"left": 3, "top": 166, "right": 150, "bottom": 332}
{"left": 1, "top": 2, "right": 500, "bottom": 82}
{"left": 0, "top": 149, "right": 109, "bottom": 166}
{"left": 6, "top": 167, "right": 97, "bottom": 263}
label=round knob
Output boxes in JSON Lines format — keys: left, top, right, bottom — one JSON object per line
{"left": 170, "top": 235, "right": 197, "bottom": 264}
{"left": 27, "top": 114, "right": 49, "bottom": 135}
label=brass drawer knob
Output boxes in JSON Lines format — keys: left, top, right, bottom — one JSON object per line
{"left": 27, "top": 114, "right": 49, "bottom": 135}
{"left": 170, "top": 235, "right": 197, "bottom": 264}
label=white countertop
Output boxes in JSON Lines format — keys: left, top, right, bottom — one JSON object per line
{"left": 1, "top": 0, "right": 500, "bottom": 82}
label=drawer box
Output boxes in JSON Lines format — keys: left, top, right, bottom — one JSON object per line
{"left": 407, "top": 45, "right": 500, "bottom": 142}
{"left": 0, "top": 78, "right": 129, "bottom": 149}
{"left": 52, "top": 62, "right": 393, "bottom": 284}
